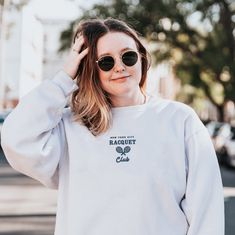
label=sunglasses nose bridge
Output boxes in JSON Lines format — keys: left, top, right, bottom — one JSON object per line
{"left": 113, "top": 55, "right": 126, "bottom": 72}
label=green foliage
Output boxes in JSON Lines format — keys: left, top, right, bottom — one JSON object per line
{"left": 59, "top": 0, "right": 235, "bottom": 120}
{"left": 58, "top": 21, "right": 76, "bottom": 52}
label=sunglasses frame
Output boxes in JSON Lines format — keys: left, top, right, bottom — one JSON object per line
{"left": 96, "top": 50, "right": 139, "bottom": 72}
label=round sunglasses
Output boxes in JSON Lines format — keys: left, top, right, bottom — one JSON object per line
{"left": 96, "top": 51, "right": 138, "bottom": 72}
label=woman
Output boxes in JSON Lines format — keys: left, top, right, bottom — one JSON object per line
{"left": 1, "top": 18, "right": 224, "bottom": 235}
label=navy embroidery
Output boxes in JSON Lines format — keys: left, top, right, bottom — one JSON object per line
{"left": 115, "top": 146, "right": 131, "bottom": 163}
{"left": 109, "top": 136, "right": 136, "bottom": 163}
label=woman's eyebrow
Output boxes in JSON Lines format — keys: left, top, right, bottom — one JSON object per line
{"left": 121, "top": 47, "right": 135, "bottom": 52}
{"left": 98, "top": 47, "right": 135, "bottom": 58}
{"left": 98, "top": 52, "right": 110, "bottom": 58}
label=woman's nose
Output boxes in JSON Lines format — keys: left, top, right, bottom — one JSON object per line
{"left": 113, "top": 58, "right": 125, "bottom": 73}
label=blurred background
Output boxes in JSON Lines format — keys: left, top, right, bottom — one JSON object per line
{"left": 0, "top": 0, "right": 235, "bottom": 234}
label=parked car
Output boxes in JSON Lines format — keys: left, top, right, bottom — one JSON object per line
{"left": 206, "top": 121, "right": 230, "bottom": 162}
{"left": 222, "top": 126, "right": 235, "bottom": 168}
{"left": 206, "top": 121, "right": 235, "bottom": 168}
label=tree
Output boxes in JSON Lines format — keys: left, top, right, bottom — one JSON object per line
{"left": 59, "top": 0, "right": 235, "bottom": 121}
{"left": 0, "top": 0, "right": 29, "bottom": 110}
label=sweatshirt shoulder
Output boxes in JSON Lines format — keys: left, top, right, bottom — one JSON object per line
{"left": 167, "top": 100, "right": 206, "bottom": 137}
{"left": 151, "top": 96, "right": 196, "bottom": 118}
{"left": 150, "top": 97, "right": 205, "bottom": 137}
{"left": 167, "top": 100, "right": 196, "bottom": 116}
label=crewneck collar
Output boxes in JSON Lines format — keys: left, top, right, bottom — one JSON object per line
{"left": 111, "top": 94, "right": 162, "bottom": 116}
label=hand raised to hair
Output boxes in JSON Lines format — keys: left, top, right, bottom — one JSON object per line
{"left": 63, "top": 35, "right": 89, "bottom": 80}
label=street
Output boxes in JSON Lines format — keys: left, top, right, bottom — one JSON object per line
{"left": 0, "top": 150, "right": 235, "bottom": 235}
{"left": 0, "top": 150, "right": 56, "bottom": 235}
{"left": 221, "top": 165, "right": 235, "bottom": 235}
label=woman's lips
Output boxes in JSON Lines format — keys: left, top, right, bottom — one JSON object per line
{"left": 112, "top": 75, "right": 130, "bottom": 81}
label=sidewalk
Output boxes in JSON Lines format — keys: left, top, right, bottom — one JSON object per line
{"left": 0, "top": 161, "right": 57, "bottom": 235}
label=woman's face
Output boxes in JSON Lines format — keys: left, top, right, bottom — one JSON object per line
{"left": 96, "top": 32, "right": 142, "bottom": 100}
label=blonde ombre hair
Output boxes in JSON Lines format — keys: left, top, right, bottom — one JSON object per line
{"left": 71, "top": 18, "right": 150, "bottom": 136}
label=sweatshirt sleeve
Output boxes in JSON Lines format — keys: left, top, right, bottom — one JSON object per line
{"left": 1, "top": 70, "right": 78, "bottom": 189}
{"left": 181, "top": 110, "right": 225, "bottom": 235}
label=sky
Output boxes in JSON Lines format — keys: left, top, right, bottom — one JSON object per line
{"left": 28, "top": 0, "right": 212, "bottom": 34}
{"left": 30, "top": 0, "right": 102, "bottom": 20}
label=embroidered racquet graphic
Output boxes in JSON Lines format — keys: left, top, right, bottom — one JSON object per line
{"left": 116, "top": 146, "right": 131, "bottom": 155}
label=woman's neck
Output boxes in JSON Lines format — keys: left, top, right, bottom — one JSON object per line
{"left": 111, "top": 89, "right": 146, "bottom": 107}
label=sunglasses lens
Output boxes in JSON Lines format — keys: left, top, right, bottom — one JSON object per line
{"left": 98, "top": 56, "right": 114, "bottom": 71}
{"left": 97, "top": 51, "right": 138, "bottom": 71}
{"left": 122, "top": 51, "right": 138, "bottom": 66}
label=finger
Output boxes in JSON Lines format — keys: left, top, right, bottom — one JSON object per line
{"left": 73, "top": 36, "right": 85, "bottom": 50}
{"left": 78, "top": 48, "right": 89, "bottom": 60}
{"left": 74, "top": 32, "right": 82, "bottom": 40}
{"left": 74, "top": 36, "right": 85, "bottom": 47}
{"left": 74, "top": 35, "right": 84, "bottom": 44}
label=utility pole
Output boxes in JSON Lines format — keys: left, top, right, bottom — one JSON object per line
{"left": 0, "top": 0, "right": 7, "bottom": 111}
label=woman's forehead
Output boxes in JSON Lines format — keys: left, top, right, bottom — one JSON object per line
{"left": 96, "top": 32, "right": 137, "bottom": 56}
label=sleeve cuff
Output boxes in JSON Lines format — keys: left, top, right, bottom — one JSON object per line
{"left": 52, "top": 70, "right": 78, "bottom": 97}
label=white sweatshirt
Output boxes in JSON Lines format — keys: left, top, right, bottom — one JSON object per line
{"left": 1, "top": 71, "right": 224, "bottom": 235}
